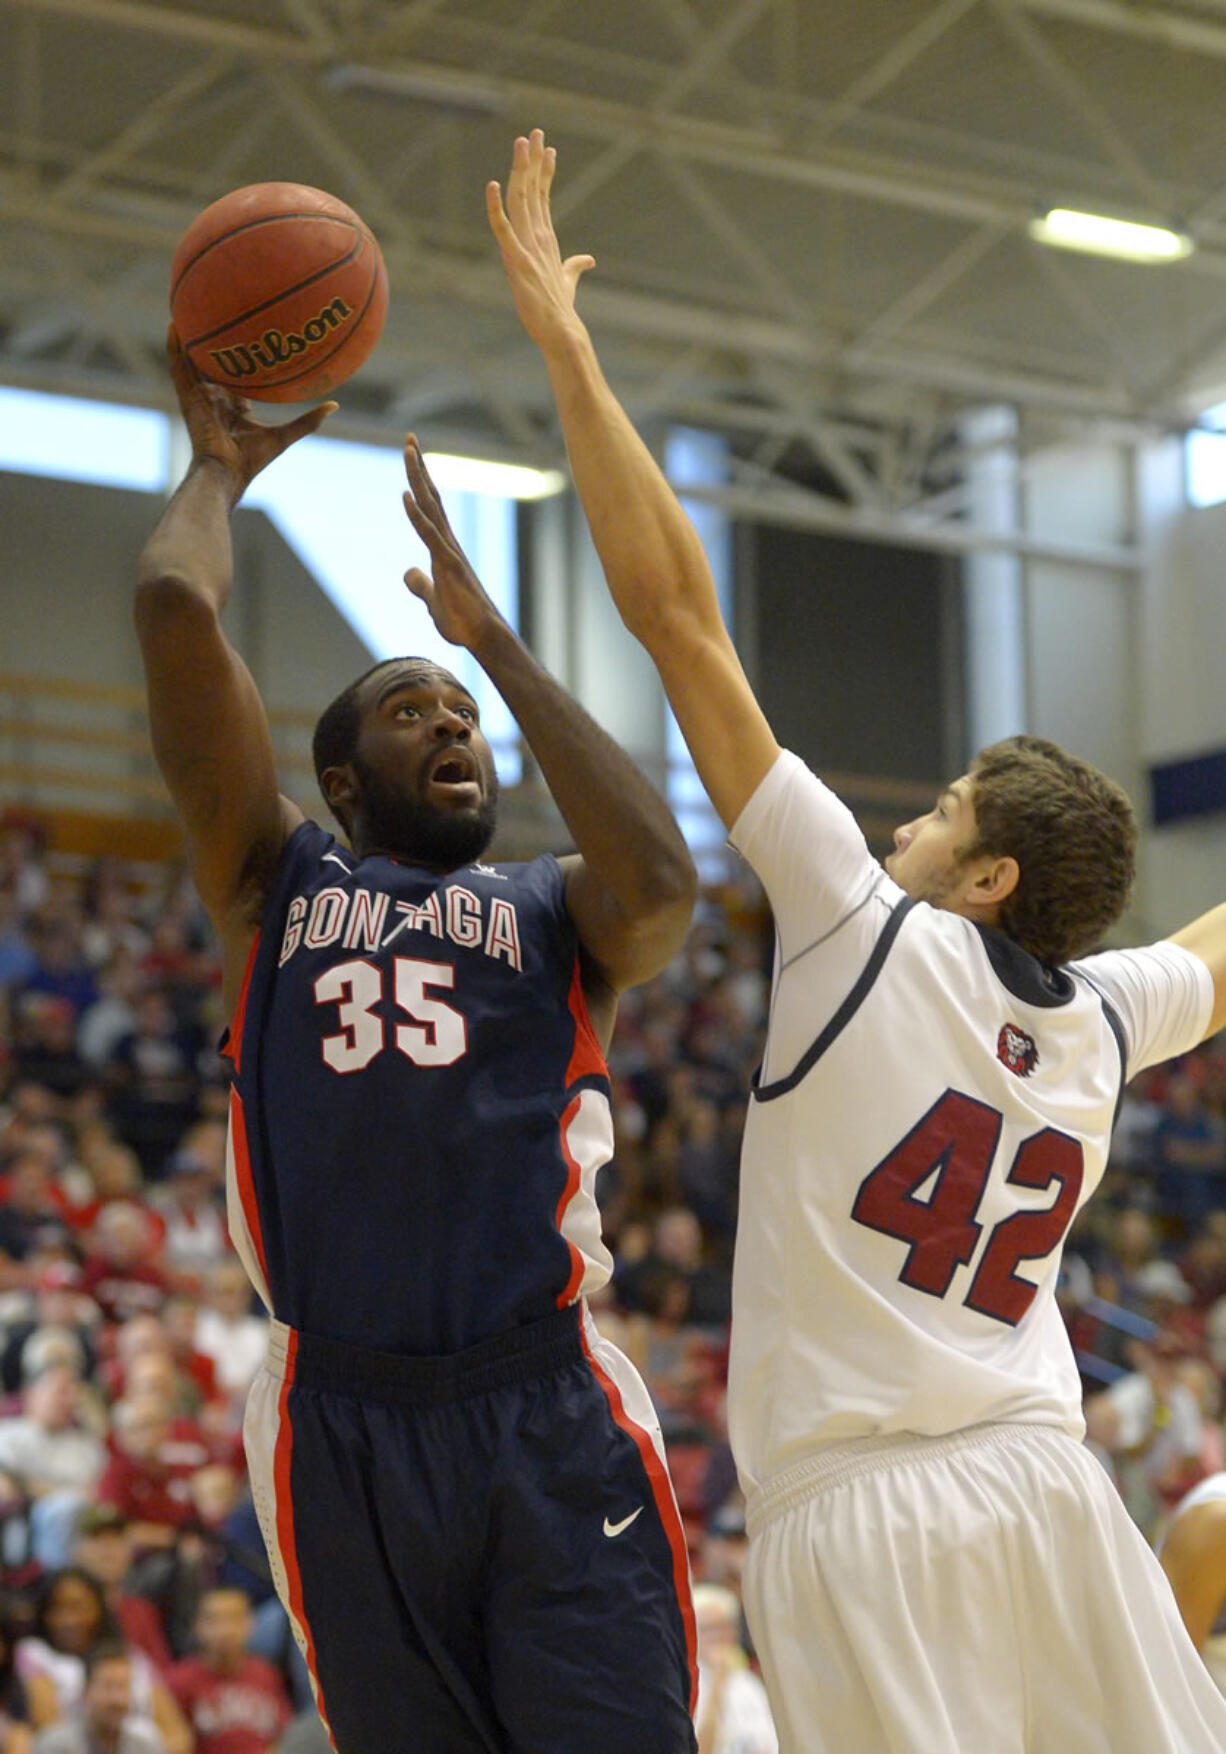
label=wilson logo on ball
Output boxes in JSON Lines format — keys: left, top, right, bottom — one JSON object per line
{"left": 208, "top": 298, "right": 355, "bottom": 380}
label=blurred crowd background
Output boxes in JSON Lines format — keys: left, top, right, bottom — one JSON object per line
{"left": 0, "top": 805, "right": 1222, "bottom": 1752}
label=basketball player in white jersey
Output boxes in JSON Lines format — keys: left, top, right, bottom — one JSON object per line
{"left": 1162, "top": 1473, "right": 1226, "bottom": 1697}
{"left": 489, "top": 130, "right": 1226, "bottom": 1751}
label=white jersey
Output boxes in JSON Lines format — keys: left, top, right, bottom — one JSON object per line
{"left": 728, "top": 751, "right": 1212, "bottom": 1495}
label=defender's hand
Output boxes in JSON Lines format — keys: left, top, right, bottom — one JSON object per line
{"left": 166, "top": 327, "right": 336, "bottom": 502}
{"left": 486, "top": 129, "right": 595, "bottom": 351}
{"left": 402, "top": 435, "right": 505, "bottom": 651}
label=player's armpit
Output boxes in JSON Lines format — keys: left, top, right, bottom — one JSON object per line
{"left": 560, "top": 852, "right": 694, "bottom": 1011}
{"left": 1160, "top": 1502, "right": 1226, "bottom": 1650}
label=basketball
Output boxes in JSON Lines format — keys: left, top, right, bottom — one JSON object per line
{"left": 169, "top": 181, "right": 389, "bottom": 403}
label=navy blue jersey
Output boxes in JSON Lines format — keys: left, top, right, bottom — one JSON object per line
{"left": 224, "top": 820, "right": 614, "bottom": 1354}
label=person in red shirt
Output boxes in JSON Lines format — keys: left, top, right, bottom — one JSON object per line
{"left": 168, "top": 1588, "right": 291, "bottom": 1754}
{"left": 79, "top": 1204, "right": 169, "bottom": 1325}
{"left": 95, "top": 1393, "right": 197, "bottom": 1551}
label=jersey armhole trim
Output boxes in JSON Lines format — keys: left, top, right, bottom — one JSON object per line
{"left": 752, "top": 895, "right": 916, "bottom": 1103}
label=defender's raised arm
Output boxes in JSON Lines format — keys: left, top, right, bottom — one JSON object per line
{"left": 488, "top": 131, "right": 779, "bottom": 832}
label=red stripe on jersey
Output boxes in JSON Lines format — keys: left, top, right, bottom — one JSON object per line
{"left": 221, "top": 930, "right": 261, "bottom": 1071}
{"left": 228, "top": 1086, "right": 270, "bottom": 1288}
{"left": 555, "top": 1092, "right": 586, "bottom": 1307}
{"left": 580, "top": 1327, "right": 698, "bottom": 1713}
{"left": 274, "top": 1332, "right": 334, "bottom": 1745}
{"left": 564, "top": 956, "right": 608, "bottom": 1089}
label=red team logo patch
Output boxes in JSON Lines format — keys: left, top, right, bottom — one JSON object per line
{"left": 997, "top": 1023, "right": 1039, "bottom": 1078}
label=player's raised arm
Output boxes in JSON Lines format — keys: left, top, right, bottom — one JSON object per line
{"left": 134, "top": 332, "right": 335, "bottom": 994}
{"left": 488, "top": 130, "right": 781, "bottom": 832}
{"left": 401, "top": 437, "right": 695, "bottom": 1021}
{"left": 1169, "top": 901, "right": 1226, "bottom": 1038}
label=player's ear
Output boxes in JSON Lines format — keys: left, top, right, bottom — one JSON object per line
{"left": 321, "top": 762, "right": 357, "bottom": 823}
{"left": 970, "top": 854, "right": 1019, "bottom": 907}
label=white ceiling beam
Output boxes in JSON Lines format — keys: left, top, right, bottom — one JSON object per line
{"left": 0, "top": 180, "right": 1144, "bottom": 418}
{"left": 652, "top": 0, "right": 775, "bottom": 116}
{"left": 988, "top": 0, "right": 1168, "bottom": 212}
{"left": 46, "top": 55, "right": 233, "bottom": 210}
{"left": 812, "top": 0, "right": 986, "bottom": 145}
{"left": 259, "top": 63, "right": 416, "bottom": 246}
{"left": 851, "top": 219, "right": 1009, "bottom": 350}
{"left": 7, "top": 1, "right": 1220, "bottom": 257}
{"left": 686, "top": 473, "right": 1142, "bottom": 568}
{"left": 1015, "top": 0, "right": 1226, "bottom": 60}
{"left": 655, "top": 154, "right": 809, "bottom": 326}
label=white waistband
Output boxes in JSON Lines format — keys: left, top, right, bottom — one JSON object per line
{"left": 746, "top": 1421, "right": 1070, "bottom": 1539}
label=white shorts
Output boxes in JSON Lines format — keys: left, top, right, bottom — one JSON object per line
{"left": 742, "top": 1422, "right": 1226, "bottom": 1754}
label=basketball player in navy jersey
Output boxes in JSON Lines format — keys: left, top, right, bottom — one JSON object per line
{"left": 494, "top": 131, "right": 1226, "bottom": 1751}
{"left": 134, "top": 332, "right": 699, "bottom": 1752}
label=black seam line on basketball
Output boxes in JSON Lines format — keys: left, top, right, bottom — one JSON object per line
{"left": 170, "top": 211, "right": 365, "bottom": 301}
{"left": 208, "top": 253, "right": 383, "bottom": 391}
{"left": 181, "top": 237, "right": 366, "bottom": 351}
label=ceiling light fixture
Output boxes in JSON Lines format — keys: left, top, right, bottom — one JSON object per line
{"left": 1028, "top": 208, "right": 1193, "bottom": 264}
{"left": 422, "top": 452, "right": 566, "bottom": 501}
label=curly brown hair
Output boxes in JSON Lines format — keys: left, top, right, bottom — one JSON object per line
{"left": 964, "top": 735, "right": 1137, "bottom": 966}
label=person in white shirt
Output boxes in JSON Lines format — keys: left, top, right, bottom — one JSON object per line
{"left": 192, "top": 1259, "right": 268, "bottom": 1403}
{"left": 491, "top": 128, "right": 1226, "bottom": 1752}
{"left": 693, "top": 1584, "right": 777, "bottom": 1754}
{"left": 0, "top": 1367, "right": 104, "bottom": 1569}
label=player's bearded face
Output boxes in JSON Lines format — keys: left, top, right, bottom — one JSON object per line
{"left": 351, "top": 751, "right": 499, "bottom": 868}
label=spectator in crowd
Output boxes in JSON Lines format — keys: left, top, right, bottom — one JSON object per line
{"left": 0, "top": 890, "right": 39, "bottom": 996}
{"left": 103, "top": 997, "right": 198, "bottom": 1182}
{"left": 79, "top": 1211, "right": 168, "bottom": 1327}
{"left": 0, "top": 1266, "right": 100, "bottom": 1396}
{"left": 616, "top": 1206, "right": 731, "bottom": 1327}
{"left": 16, "top": 1570, "right": 188, "bottom": 1754}
{"left": 191, "top": 1264, "right": 265, "bottom": 1411}
{"left": 167, "top": 1588, "right": 291, "bottom": 1754}
{"left": 13, "top": 1007, "right": 89, "bottom": 1107}
{"left": 95, "top": 1400, "right": 197, "bottom": 1556}
{"left": 29, "top": 1643, "right": 162, "bottom": 1754}
{"left": 1153, "top": 1071, "right": 1226, "bottom": 1229}
{"left": 692, "top": 1583, "right": 777, "bottom": 1754}
{"left": 1086, "top": 1329, "right": 1208, "bottom": 1533}
{"left": 147, "top": 1157, "right": 225, "bottom": 1284}
{"left": 77, "top": 958, "right": 143, "bottom": 1077}
{"left": 0, "top": 1367, "right": 104, "bottom": 1568}
{"left": 20, "top": 919, "right": 96, "bottom": 1022}
{"left": 0, "top": 1157, "right": 71, "bottom": 1268}
{"left": 0, "top": 1600, "right": 45, "bottom": 1754}
{"left": 72, "top": 1507, "right": 172, "bottom": 1679}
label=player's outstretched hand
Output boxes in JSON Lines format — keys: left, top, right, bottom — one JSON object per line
{"left": 402, "top": 436, "right": 505, "bottom": 651}
{"left": 487, "top": 129, "right": 595, "bottom": 352}
{"left": 166, "top": 327, "right": 337, "bottom": 500}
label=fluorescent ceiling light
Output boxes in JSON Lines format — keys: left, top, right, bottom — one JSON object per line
{"left": 422, "top": 452, "right": 566, "bottom": 501}
{"left": 1028, "top": 208, "right": 1192, "bottom": 263}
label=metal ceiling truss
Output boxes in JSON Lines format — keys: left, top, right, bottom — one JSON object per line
{"left": 0, "top": 0, "right": 1216, "bottom": 566}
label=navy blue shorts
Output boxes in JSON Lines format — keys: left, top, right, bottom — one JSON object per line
{"left": 245, "top": 1304, "right": 698, "bottom": 1754}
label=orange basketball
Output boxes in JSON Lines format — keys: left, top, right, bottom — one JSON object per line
{"left": 170, "top": 182, "right": 389, "bottom": 403}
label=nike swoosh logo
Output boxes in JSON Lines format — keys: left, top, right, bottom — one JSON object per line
{"left": 603, "top": 1508, "right": 643, "bottom": 1539}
